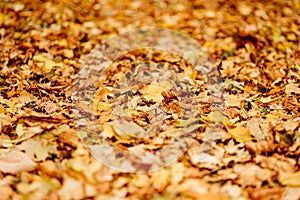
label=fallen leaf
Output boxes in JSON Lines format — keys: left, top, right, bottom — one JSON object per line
{"left": 0, "top": 113, "right": 11, "bottom": 131}
{"left": 247, "top": 118, "right": 264, "bottom": 140}
{"left": 0, "top": 150, "right": 37, "bottom": 174}
{"left": 33, "top": 54, "right": 63, "bottom": 73}
{"left": 279, "top": 171, "right": 300, "bottom": 186}
{"left": 285, "top": 83, "right": 300, "bottom": 94}
{"left": 18, "top": 139, "right": 57, "bottom": 161}
{"left": 208, "top": 111, "right": 226, "bottom": 122}
{"left": 248, "top": 187, "right": 285, "bottom": 200}
{"left": 58, "top": 174, "right": 84, "bottom": 200}
{"left": 63, "top": 49, "right": 74, "bottom": 58}
{"left": 150, "top": 169, "right": 170, "bottom": 191}
{"left": 228, "top": 127, "right": 252, "bottom": 142}
{"left": 143, "top": 81, "right": 173, "bottom": 102}
{"left": 132, "top": 174, "right": 150, "bottom": 188}
{"left": 16, "top": 123, "right": 25, "bottom": 137}
{"left": 281, "top": 187, "right": 300, "bottom": 200}
{"left": 0, "top": 13, "right": 4, "bottom": 26}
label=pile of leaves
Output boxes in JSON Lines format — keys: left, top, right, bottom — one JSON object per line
{"left": 0, "top": 0, "right": 299, "bottom": 199}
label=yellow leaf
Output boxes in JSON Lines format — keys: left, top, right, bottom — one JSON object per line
{"left": 18, "top": 139, "right": 56, "bottom": 161}
{"left": 174, "top": 118, "right": 199, "bottom": 127}
{"left": 0, "top": 13, "right": 4, "bottom": 26}
{"left": 16, "top": 123, "right": 25, "bottom": 137}
{"left": 151, "top": 169, "right": 170, "bottom": 191}
{"left": 285, "top": 83, "right": 300, "bottom": 95}
{"left": 33, "top": 54, "right": 63, "bottom": 73}
{"left": 0, "top": 104, "right": 6, "bottom": 114}
{"left": 63, "top": 49, "right": 74, "bottom": 58}
{"left": 208, "top": 111, "right": 226, "bottom": 122}
{"left": 58, "top": 39, "right": 68, "bottom": 47}
{"left": 279, "top": 171, "right": 300, "bottom": 186}
{"left": 265, "top": 114, "right": 278, "bottom": 119}
{"left": 0, "top": 139, "right": 14, "bottom": 148}
{"left": 102, "top": 124, "right": 115, "bottom": 138}
{"left": 7, "top": 90, "right": 15, "bottom": 98}
{"left": 144, "top": 81, "right": 173, "bottom": 102}
{"left": 95, "top": 101, "right": 111, "bottom": 112}
{"left": 228, "top": 127, "right": 252, "bottom": 142}
{"left": 58, "top": 174, "right": 84, "bottom": 199}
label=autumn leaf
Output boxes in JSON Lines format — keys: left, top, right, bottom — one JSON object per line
{"left": 16, "top": 123, "right": 25, "bottom": 137}
{"left": 228, "top": 127, "right": 253, "bottom": 142}
{"left": 18, "top": 139, "right": 58, "bottom": 161}
{"left": 1, "top": 0, "right": 299, "bottom": 198}
{"left": 0, "top": 13, "right": 4, "bottom": 26}
{"left": 0, "top": 150, "right": 37, "bottom": 174}
{"left": 279, "top": 171, "right": 300, "bottom": 187}
{"left": 285, "top": 83, "right": 300, "bottom": 95}
{"left": 143, "top": 81, "right": 173, "bottom": 102}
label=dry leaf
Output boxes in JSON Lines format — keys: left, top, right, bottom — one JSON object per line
{"left": 16, "top": 123, "right": 25, "bottom": 137}
{"left": 285, "top": 83, "right": 300, "bottom": 94}
{"left": 208, "top": 111, "right": 226, "bottom": 122}
{"left": 281, "top": 187, "right": 300, "bottom": 200}
{"left": 18, "top": 139, "right": 57, "bottom": 161}
{"left": 248, "top": 187, "right": 285, "bottom": 200}
{"left": 0, "top": 13, "right": 4, "bottom": 26}
{"left": 0, "top": 113, "right": 11, "bottom": 131}
{"left": 279, "top": 172, "right": 300, "bottom": 187}
{"left": 150, "top": 169, "right": 170, "bottom": 191}
{"left": 228, "top": 127, "right": 253, "bottom": 142}
{"left": 247, "top": 118, "right": 264, "bottom": 140}
{"left": 58, "top": 174, "right": 84, "bottom": 200}
{"left": 0, "top": 150, "right": 37, "bottom": 174}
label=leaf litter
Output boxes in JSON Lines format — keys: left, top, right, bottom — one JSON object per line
{"left": 0, "top": 0, "right": 299, "bottom": 199}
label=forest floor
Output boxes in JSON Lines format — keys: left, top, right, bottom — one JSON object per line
{"left": 0, "top": 0, "right": 300, "bottom": 199}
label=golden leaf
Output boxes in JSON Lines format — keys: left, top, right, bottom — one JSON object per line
{"left": 144, "top": 81, "right": 173, "bottom": 102}
{"left": 279, "top": 172, "right": 300, "bottom": 187}
{"left": 228, "top": 127, "right": 252, "bottom": 142}
{"left": 0, "top": 13, "right": 3, "bottom": 26}
{"left": 95, "top": 101, "right": 112, "bottom": 112}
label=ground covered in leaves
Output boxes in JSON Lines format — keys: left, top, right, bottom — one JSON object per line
{"left": 0, "top": 0, "right": 300, "bottom": 199}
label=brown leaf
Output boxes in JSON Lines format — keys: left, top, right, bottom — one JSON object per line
{"left": 248, "top": 187, "right": 285, "bottom": 200}
{"left": 58, "top": 129, "right": 81, "bottom": 148}
{"left": 245, "top": 140, "right": 274, "bottom": 154}
{"left": 256, "top": 154, "right": 296, "bottom": 173}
